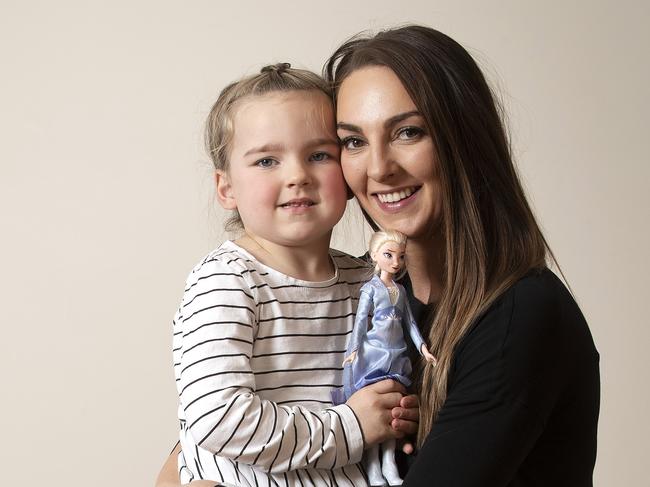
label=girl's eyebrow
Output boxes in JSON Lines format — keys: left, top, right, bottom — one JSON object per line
{"left": 244, "top": 143, "right": 284, "bottom": 157}
{"left": 337, "top": 111, "right": 422, "bottom": 133}
{"left": 244, "top": 138, "right": 338, "bottom": 157}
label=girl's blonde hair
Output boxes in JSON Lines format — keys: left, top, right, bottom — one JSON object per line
{"left": 205, "top": 63, "right": 332, "bottom": 230}
{"left": 369, "top": 230, "right": 408, "bottom": 274}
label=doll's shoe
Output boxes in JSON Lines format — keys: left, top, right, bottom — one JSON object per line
{"left": 365, "top": 446, "right": 387, "bottom": 486}
{"left": 381, "top": 460, "right": 403, "bottom": 485}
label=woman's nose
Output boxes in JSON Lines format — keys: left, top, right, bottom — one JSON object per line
{"left": 367, "top": 143, "right": 397, "bottom": 182}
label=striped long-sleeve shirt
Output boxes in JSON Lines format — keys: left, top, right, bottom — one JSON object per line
{"left": 173, "top": 240, "right": 373, "bottom": 486}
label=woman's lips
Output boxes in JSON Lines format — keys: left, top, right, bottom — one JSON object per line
{"left": 373, "top": 187, "right": 421, "bottom": 212}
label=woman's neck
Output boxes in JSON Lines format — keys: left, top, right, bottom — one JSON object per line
{"left": 405, "top": 233, "right": 445, "bottom": 305}
{"left": 235, "top": 233, "right": 335, "bottom": 282}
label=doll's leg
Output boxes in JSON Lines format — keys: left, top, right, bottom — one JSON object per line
{"left": 365, "top": 444, "right": 387, "bottom": 486}
{"left": 381, "top": 438, "right": 402, "bottom": 485}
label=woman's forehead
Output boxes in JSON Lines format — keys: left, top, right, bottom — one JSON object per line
{"left": 336, "top": 66, "right": 416, "bottom": 124}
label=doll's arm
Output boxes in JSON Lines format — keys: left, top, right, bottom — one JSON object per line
{"left": 343, "top": 287, "right": 373, "bottom": 364}
{"left": 402, "top": 289, "right": 436, "bottom": 363}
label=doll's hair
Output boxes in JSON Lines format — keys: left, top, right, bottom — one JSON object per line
{"left": 205, "top": 63, "right": 332, "bottom": 231}
{"left": 368, "top": 230, "right": 408, "bottom": 275}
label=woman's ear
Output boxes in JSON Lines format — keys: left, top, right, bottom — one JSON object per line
{"left": 215, "top": 170, "right": 237, "bottom": 210}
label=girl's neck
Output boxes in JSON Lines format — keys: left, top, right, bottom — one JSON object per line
{"left": 405, "top": 233, "right": 445, "bottom": 305}
{"left": 235, "top": 233, "right": 335, "bottom": 282}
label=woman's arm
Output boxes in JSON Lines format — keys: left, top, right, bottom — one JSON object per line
{"left": 403, "top": 273, "right": 599, "bottom": 486}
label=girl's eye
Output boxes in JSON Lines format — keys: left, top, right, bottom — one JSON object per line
{"left": 340, "top": 136, "right": 366, "bottom": 150}
{"left": 396, "top": 126, "right": 423, "bottom": 140}
{"left": 310, "top": 152, "right": 329, "bottom": 162}
{"left": 399, "top": 254, "right": 405, "bottom": 260}
{"left": 255, "top": 158, "right": 277, "bottom": 168}
{"left": 383, "top": 252, "right": 392, "bottom": 259}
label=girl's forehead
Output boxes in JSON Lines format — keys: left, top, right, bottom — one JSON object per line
{"left": 230, "top": 90, "right": 337, "bottom": 153}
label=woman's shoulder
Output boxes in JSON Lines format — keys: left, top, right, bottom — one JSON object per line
{"left": 462, "top": 267, "right": 597, "bottom": 364}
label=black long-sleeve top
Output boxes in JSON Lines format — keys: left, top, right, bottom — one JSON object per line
{"left": 402, "top": 268, "right": 600, "bottom": 486}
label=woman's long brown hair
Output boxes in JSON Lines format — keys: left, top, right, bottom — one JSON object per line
{"left": 325, "top": 25, "right": 554, "bottom": 446}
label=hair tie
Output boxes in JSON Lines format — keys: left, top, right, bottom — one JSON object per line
{"left": 261, "top": 62, "right": 291, "bottom": 74}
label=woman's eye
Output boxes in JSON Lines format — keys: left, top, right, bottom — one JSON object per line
{"left": 255, "top": 158, "right": 277, "bottom": 168}
{"left": 340, "top": 136, "right": 365, "bottom": 150}
{"left": 399, "top": 254, "right": 405, "bottom": 260}
{"left": 397, "top": 126, "right": 423, "bottom": 140}
{"left": 310, "top": 152, "right": 329, "bottom": 162}
{"left": 383, "top": 252, "right": 392, "bottom": 259}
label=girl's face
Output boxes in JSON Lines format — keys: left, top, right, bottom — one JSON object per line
{"left": 217, "top": 91, "right": 347, "bottom": 249}
{"left": 336, "top": 66, "right": 442, "bottom": 240}
{"left": 372, "top": 241, "right": 406, "bottom": 278}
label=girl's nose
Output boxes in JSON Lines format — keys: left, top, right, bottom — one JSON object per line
{"left": 287, "top": 161, "right": 312, "bottom": 187}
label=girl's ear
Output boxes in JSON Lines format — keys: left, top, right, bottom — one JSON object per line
{"left": 215, "top": 170, "right": 237, "bottom": 210}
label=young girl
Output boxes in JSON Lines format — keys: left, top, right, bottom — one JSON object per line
{"left": 172, "top": 63, "right": 409, "bottom": 487}
{"left": 337, "top": 231, "right": 435, "bottom": 486}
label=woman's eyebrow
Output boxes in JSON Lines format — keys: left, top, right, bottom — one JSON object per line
{"left": 337, "top": 111, "right": 422, "bottom": 133}
{"left": 384, "top": 111, "right": 421, "bottom": 128}
{"left": 336, "top": 122, "right": 362, "bottom": 133}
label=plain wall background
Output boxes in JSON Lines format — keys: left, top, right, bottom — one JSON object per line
{"left": 1, "top": 0, "right": 648, "bottom": 485}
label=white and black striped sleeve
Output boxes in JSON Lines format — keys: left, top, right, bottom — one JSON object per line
{"left": 178, "top": 257, "right": 364, "bottom": 473}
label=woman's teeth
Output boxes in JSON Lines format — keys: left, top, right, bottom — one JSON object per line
{"left": 377, "top": 188, "right": 415, "bottom": 203}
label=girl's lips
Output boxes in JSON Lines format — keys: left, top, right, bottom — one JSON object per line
{"left": 373, "top": 187, "right": 421, "bottom": 213}
{"left": 278, "top": 198, "right": 316, "bottom": 214}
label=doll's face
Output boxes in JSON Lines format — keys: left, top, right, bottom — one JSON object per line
{"left": 372, "top": 241, "right": 406, "bottom": 277}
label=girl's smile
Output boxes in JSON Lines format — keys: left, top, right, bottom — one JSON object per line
{"left": 216, "top": 90, "right": 347, "bottom": 251}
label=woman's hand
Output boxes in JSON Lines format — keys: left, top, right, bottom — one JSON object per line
{"left": 392, "top": 393, "right": 420, "bottom": 454}
{"left": 346, "top": 379, "right": 407, "bottom": 447}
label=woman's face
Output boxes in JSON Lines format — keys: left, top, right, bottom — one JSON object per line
{"left": 336, "top": 66, "right": 442, "bottom": 240}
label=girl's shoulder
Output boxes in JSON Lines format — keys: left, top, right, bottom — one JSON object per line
{"left": 183, "top": 240, "right": 263, "bottom": 288}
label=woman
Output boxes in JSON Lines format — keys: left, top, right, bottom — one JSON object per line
{"left": 327, "top": 25, "right": 599, "bottom": 485}
{"left": 158, "top": 25, "right": 599, "bottom": 486}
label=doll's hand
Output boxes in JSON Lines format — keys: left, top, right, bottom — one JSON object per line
{"left": 392, "top": 393, "right": 419, "bottom": 454}
{"left": 346, "top": 379, "right": 406, "bottom": 447}
{"left": 421, "top": 344, "right": 437, "bottom": 365}
{"left": 342, "top": 350, "right": 357, "bottom": 366}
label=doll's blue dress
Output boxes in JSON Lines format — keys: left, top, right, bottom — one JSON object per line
{"left": 333, "top": 275, "right": 427, "bottom": 404}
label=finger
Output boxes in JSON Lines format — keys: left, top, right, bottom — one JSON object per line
{"left": 391, "top": 406, "right": 419, "bottom": 423}
{"left": 367, "top": 379, "right": 407, "bottom": 395}
{"left": 376, "top": 392, "right": 407, "bottom": 409}
{"left": 391, "top": 417, "right": 418, "bottom": 435}
{"left": 401, "top": 441, "right": 415, "bottom": 455}
{"left": 399, "top": 394, "right": 419, "bottom": 408}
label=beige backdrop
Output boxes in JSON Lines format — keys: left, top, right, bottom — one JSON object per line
{"left": 1, "top": 0, "right": 648, "bottom": 485}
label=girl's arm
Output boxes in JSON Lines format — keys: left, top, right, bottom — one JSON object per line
{"left": 176, "top": 259, "right": 372, "bottom": 474}
{"left": 154, "top": 443, "right": 216, "bottom": 487}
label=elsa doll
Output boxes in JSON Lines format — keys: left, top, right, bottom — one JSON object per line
{"left": 338, "top": 230, "right": 436, "bottom": 486}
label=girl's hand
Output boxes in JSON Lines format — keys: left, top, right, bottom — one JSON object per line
{"left": 346, "top": 379, "right": 406, "bottom": 447}
{"left": 342, "top": 350, "right": 357, "bottom": 366}
{"left": 421, "top": 344, "right": 437, "bottom": 365}
{"left": 392, "top": 393, "right": 420, "bottom": 455}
